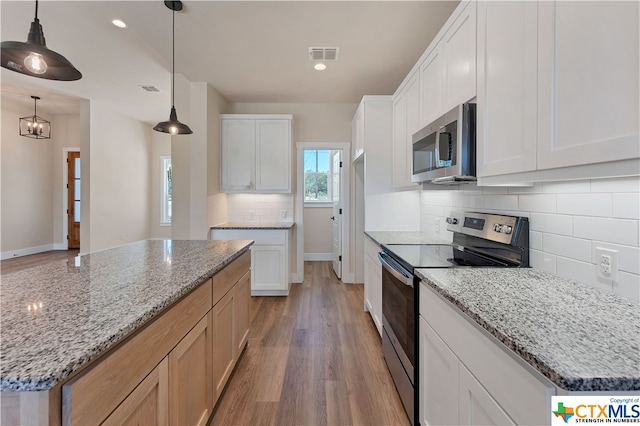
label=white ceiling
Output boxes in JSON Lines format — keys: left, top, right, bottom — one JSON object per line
{"left": 1, "top": 1, "right": 459, "bottom": 124}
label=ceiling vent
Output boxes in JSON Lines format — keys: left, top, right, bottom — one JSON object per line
{"left": 309, "top": 47, "right": 339, "bottom": 61}
{"left": 140, "top": 85, "right": 160, "bottom": 92}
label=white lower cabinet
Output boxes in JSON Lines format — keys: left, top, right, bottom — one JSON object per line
{"left": 419, "top": 282, "right": 555, "bottom": 426}
{"left": 459, "top": 365, "right": 515, "bottom": 426}
{"left": 364, "top": 236, "right": 382, "bottom": 336}
{"left": 211, "top": 228, "right": 292, "bottom": 296}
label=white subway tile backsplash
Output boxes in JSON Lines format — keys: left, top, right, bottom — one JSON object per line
{"left": 542, "top": 180, "right": 591, "bottom": 194}
{"left": 590, "top": 242, "right": 640, "bottom": 275}
{"left": 574, "top": 216, "right": 639, "bottom": 246}
{"left": 530, "top": 250, "right": 557, "bottom": 274}
{"left": 590, "top": 176, "right": 640, "bottom": 193}
{"left": 614, "top": 272, "right": 640, "bottom": 301}
{"left": 481, "top": 186, "right": 509, "bottom": 195}
{"left": 542, "top": 234, "right": 592, "bottom": 262}
{"left": 556, "top": 257, "right": 612, "bottom": 293}
{"left": 530, "top": 231, "right": 543, "bottom": 251}
{"left": 613, "top": 193, "right": 640, "bottom": 219}
{"left": 518, "top": 194, "right": 557, "bottom": 213}
{"left": 508, "top": 183, "right": 543, "bottom": 194}
{"left": 467, "top": 195, "right": 519, "bottom": 211}
{"left": 557, "top": 194, "right": 612, "bottom": 217}
{"left": 529, "top": 213, "right": 573, "bottom": 236}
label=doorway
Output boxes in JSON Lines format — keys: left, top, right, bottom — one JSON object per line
{"left": 66, "top": 150, "right": 80, "bottom": 249}
{"left": 295, "top": 142, "right": 352, "bottom": 283}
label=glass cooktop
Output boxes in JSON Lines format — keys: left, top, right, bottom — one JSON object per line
{"left": 381, "top": 243, "right": 508, "bottom": 271}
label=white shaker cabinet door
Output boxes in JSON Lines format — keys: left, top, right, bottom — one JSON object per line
{"left": 392, "top": 73, "right": 419, "bottom": 190}
{"left": 419, "top": 317, "right": 460, "bottom": 426}
{"left": 476, "top": 1, "right": 538, "bottom": 178}
{"left": 420, "top": 46, "right": 444, "bottom": 128}
{"left": 537, "top": 1, "right": 640, "bottom": 170}
{"left": 251, "top": 245, "right": 287, "bottom": 292}
{"left": 255, "top": 119, "right": 291, "bottom": 192}
{"left": 221, "top": 119, "right": 255, "bottom": 191}
{"left": 442, "top": 1, "right": 476, "bottom": 111}
{"left": 458, "top": 365, "right": 515, "bottom": 426}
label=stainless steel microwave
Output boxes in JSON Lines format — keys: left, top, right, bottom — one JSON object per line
{"left": 411, "top": 103, "right": 476, "bottom": 184}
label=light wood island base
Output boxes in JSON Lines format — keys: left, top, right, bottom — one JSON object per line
{"left": 1, "top": 251, "right": 251, "bottom": 426}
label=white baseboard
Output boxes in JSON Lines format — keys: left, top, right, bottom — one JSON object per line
{"left": 53, "top": 243, "right": 68, "bottom": 250}
{"left": 1, "top": 244, "right": 55, "bottom": 260}
{"left": 304, "top": 253, "right": 333, "bottom": 261}
{"left": 291, "top": 272, "right": 304, "bottom": 283}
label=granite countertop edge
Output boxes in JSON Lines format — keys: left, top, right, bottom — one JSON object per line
{"left": 0, "top": 242, "right": 252, "bottom": 392}
{"left": 364, "top": 230, "right": 452, "bottom": 246}
{"left": 212, "top": 221, "right": 295, "bottom": 230}
{"left": 416, "top": 268, "right": 640, "bottom": 392}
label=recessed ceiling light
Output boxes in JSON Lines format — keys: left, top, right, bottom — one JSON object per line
{"left": 314, "top": 63, "right": 327, "bottom": 71}
{"left": 112, "top": 19, "right": 127, "bottom": 28}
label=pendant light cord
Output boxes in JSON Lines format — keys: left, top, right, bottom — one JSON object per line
{"left": 34, "top": 0, "right": 38, "bottom": 19}
{"left": 171, "top": 6, "right": 175, "bottom": 108}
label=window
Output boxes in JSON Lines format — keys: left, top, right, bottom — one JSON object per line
{"left": 304, "top": 150, "right": 332, "bottom": 203}
{"left": 161, "top": 156, "right": 172, "bottom": 225}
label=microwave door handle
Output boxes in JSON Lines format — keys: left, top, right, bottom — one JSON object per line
{"left": 435, "top": 126, "right": 447, "bottom": 166}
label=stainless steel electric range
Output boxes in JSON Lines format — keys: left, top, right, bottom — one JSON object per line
{"left": 377, "top": 212, "right": 530, "bottom": 426}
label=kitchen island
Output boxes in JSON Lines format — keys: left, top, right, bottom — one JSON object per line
{"left": 1, "top": 239, "right": 253, "bottom": 425}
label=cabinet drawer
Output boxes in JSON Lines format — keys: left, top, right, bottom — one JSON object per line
{"left": 420, "top": 282, "right": 555, "bottom": 426}
{"left": 62, "top": 281, "right": 212, "bottom": 426}
{"left": 213, "top": 251, "right": 250, "bottom": 306}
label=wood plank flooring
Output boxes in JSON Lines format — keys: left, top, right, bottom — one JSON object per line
{"left": 211, "top": 261, "right": 409, "bottom": 426}
{"left": 0, "top": 249, "right": 79, "bottom": 275}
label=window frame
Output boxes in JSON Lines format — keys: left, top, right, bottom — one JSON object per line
{"left": 160, "top": 156, "right": 172, "bottom": 226}
{"left": 303, "top": 149, "right": 333, "bottom": 206}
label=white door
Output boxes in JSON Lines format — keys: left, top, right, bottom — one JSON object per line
{"left": 332, "top": 151, "right": 342, "bottom": 279}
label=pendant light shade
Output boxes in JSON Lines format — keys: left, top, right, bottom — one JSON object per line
{"left": 154, "top": 0, "right": 192, "bottom": 135}
{"left": 1, "top": 1, "right": 82, "bottom": 81}
{"left": 19, "top": 95, "right": 51, "bottom": 139}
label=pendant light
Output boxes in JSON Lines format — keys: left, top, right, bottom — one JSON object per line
{"left": 153, "top": 1, "right": 192, "bottom": 135}
{"left": 19, "top": 96, "right": 51, "bottom": 139}
{"left": 1, "top": 1, "right": 81, "bottom": 81}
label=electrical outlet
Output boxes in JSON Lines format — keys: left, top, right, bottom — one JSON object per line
{"left": 248, "top": 210, "right": 255, "bottom": 221}
{"left": 595, "top": 247, "right": 619, "bottom": 282}
{"left": 280, "top": 210, "right": 287, "bottom": 219}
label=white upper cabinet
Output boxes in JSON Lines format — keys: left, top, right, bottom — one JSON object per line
{"left": 352, "top": 105, "right": 365, "bottom": 161}
{"left": 477, "top": 1, "right": 538, "bottom": 177}
{"left": 420, "top": 1, "right": 477, "bottom": 127}
{"left": 478, "top": 1, "right": 639, "bottom": 183}
{"left": 442, "top": 1, "right": 477, "bottom": 111}
{"left": 537, "top": 1, "right": 640, "bottom": 170}
{"left": 392, "top": 71, "right": 420, "bottom": 189}
{"left": 420, "top": 46, "right": 444, "bottom": 127}
{"left": 221, "top": 115, "right": 292, "bottom": 193}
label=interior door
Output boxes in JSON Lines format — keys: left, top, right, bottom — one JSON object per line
{"left": 67, "top": 151, "right": 80, "bottom": 249}
{"left": 332, "top": 151, "right": 342, "bottom": 279}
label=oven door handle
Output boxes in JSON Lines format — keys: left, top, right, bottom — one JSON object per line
{"left": 378, "top": 252, "right": 414, "bottom": 288}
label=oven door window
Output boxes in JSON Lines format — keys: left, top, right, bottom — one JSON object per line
{"left": 413, "top": 121, "right": 458, "bottom": 174}
{"left": 382, "top": 266, "right": 415, "bottom": 367}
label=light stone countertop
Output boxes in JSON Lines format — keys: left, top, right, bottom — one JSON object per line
{"left": 0, "top": 239, "right": 252, "bottom": 392}
{"left": 212, "top": 222, "right": 295, "bottom": 230}
{"left": 365, "top": 230, "right": 452, "bottom": 246}
{"left": 416, "top": 267, "right": 640, "bottom": 392}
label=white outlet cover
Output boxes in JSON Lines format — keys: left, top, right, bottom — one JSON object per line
{"left": 595, "top": 247, "right": 619, "bottom": 282}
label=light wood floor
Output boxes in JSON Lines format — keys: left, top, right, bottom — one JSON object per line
{"left": 211, "top": 261, "right": 409, "bottom": 426}
{"left": 0, "top": 249, "right": 79, "bottom": 275}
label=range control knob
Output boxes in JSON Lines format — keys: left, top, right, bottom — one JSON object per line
{"left": 446, "top": 217, "right": 459, "bottom": 225}
{"left": 493, "top": 224, "right": 502, "bottom": 232}
{"left": 503, "top": 226, "right": 513, "bottom": 234}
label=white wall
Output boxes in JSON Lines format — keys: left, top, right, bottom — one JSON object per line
{"left": 419, "top": 176, "right": 640, "bottom": 301}
{"left": 303, "top": 207, "right": 333, "bottom": 259}
{"left": 206, "top": 84, "right": 229, "bottom": 228}
{"left": 0, "top": 102, "right": 54, "bottom": 256}
{"left": 86, "top": 102, "right": 151, "bottom": 253}
{"left": 149, "top": 131, "right": 171, "bottom": 239}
